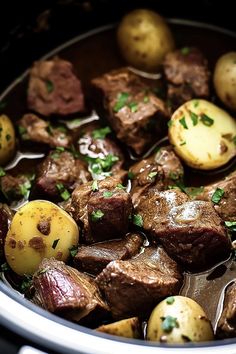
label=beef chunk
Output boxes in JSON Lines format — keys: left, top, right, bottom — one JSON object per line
{"left": 18, "top": 114, "right": 71, "bottom": 148}
{"left": 32, "top": 258, "right": 109, "bottom": 322}
{"left": 163, "top": 47, "right": 210, "bottom": 109}
{"left": 196, "top": 171, "right": 236, "bottom": 222}
{"left": 0, "top": 204, "right": 13, "bottom": 263}
{"left": 0, "top": 174, "right": 32, "bottom": 201}
{"left": 68, "top": 176, "right": 132, "bottom": 244}
{"left": 35, "top": 151, "right": 91, "bottom": 199}
{"left": 96, "top": 247, "right": 182, "bottom": 319}
{"left": 91, "top": 68, "right": 169, "bottom": 155}
{"left": 137, "top": 189, "right": 230, "bottom": 269}
{"left": 129, "top": 146, "right": 184, "bottom": 207}
{"left": 28, "top": 57, "right": 84, "bottom": 116}
{"left": 217, "top": 282, "right": 236, "bottom": 338}
{"left": 74, "top": 233, "right": 144, "bottom": 275}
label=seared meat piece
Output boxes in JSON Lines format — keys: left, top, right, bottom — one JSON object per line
{"left": 0, "top": 174, "right": 32, "bottom": 201}
{"left": 96, "top": 247, "right": 182, "bottom": 319}
{"left": 217, "top": 282, "right": 236, "bottom": 338}
{"left": 196, "top": 171, "right": 236, "bottom": 222}
{"left": 35, "top": 151, "right": 91, "bottom": 199}
{"left": 28, "top": 57, "right": 84, "bottom": 116}
{"left": 129, "top": 146, "right": 183, "bottom": 207}
{"left": 163, "top": 47, "right": 210, "bottom": 109}
{"left": 18, "top": 114, "right": 71, "bottom": 148}
{"left": 68, "top": 176, "right": 132, "bottom": 244}
{"left": 32, "top": 258, "right": 109, "bottom": 322}
{"left": 137, "top": 189, "right": 230, "bottom": 269}
{"left": 91, "top": 68, "right": 169, "bottom": 155}
{"left": 0, "top": 204, "right": 13, "bottom": 263}
{"left": 74, "top": 233, "right": 144, "bottom": 275}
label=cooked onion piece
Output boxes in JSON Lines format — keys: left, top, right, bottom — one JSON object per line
{"left": 4, "top": 200, "right": 79, "bottom": 275}
{"left": 168, "top": 99, "right": 236, "bottom": 170}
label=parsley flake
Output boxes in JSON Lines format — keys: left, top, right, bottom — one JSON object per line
{"left": 190, "top": 111, "right": 198, "bottom": 126}
{"left": 103, "top": 191, "right": 113, "bottom": 198}
{"left": 116, "top": 183, "right": 126, "bottom": 190}
{"left": 52, "top": 239, "right": 60, "bottom": 249}
{"left": 148, "top": 171, "right": 158, "bottom": 179}
{"left": 113, "top": 92, "right": 129, "bottom": 112}
{"left": 56, "top": 183, "right": 71, "bottom": 201}
{"left": 180, "top": 141, "right": 186, "bottom": 146}
{"left": 161, "top": 316, "right": 179, "bottom": 333}
{"left": 128, "top": 102, "right": 138, "bottom": 113}
{"left": 5, "top": 134, "right": 11, "bottom": 141}
{"left": 200, "top": 114, "right": 214, "bottom": 126}
{"left": 69, "top": 245, "right": 78, "bottom": 257}
{"left": 167, "top": 120, "right": 173, "bottom": 128}
{"left": 0, "top": 167, "right": 6, "bottom": 177}
{"left": 166, "top": 296, "right": 175, "bottom": 305}
{"left": 46, "top": 80, "right": 54, "bottom": 93}
{"left": 179, "top": 116, "right": 188, "bottom": 129}
{"left": 18, "top": 125, "right": 27, "bottom": 136}
{"left": 128, "top": 171, "right": 135, "bottom": 180}
{"left": 181, "top": 47, "right": 190, "bottom": 55}
{"left": 133, "top": 214, "right": 143, "bottom": 228}
{"left": 143, "top": 96, "right": 149, "bottom": 103}
{"left": 1, "top": 262, "right": 9, "bottom": 272}
{"left": 20, "top": 275, "right": 33, "bottom": 293}
{"left": 92, "top": 126, "right": 111, "bottom": 139}
{"left": 91, "top": 180, "right": 99, "bottom": 192}
{"left": 91, "top": 210, "right": 104, "bottom": 222}
{"left": 225, "top": 221, "right": 236, "bottom": 232}
{"left": 211, "top": 188, "right": 224, "bottom": 204}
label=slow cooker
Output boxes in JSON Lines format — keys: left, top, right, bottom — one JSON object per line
{"left": 1, "top": 1, "right": 236, "bottom": 353}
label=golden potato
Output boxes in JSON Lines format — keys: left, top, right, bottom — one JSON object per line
{"left": 4, "top": 200, "right": 79, "bottom": 275}
{"left": 0, "top": 114, "right": 15, "bottom": 165}
{"left": 117, "top": 9, "right": 175, "bottom": 72}
{"left": 213, "top": 52, "right": 236, "bottom": 110}
{"left": 147, "top": 296, "right": 214, "bottom": 343}
{"left": 168, "top": 99, "right": 236, "bottom": 170}
{"left": 96, "top": 317, "right": 141, "bottom": 339}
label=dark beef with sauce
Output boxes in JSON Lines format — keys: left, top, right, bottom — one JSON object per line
{"left": 0, "top": 204, "right": 13, "bottom": 263}
{"left": 74, "top": 233, "right": 144, "bottom": 276}
{"left": 67, "top": 176, "right": 132, "bottom": 244}
{"left": 27, "top": 57, "right": 85, "bottom": 116}
{"left": 96, "top": 247, "right": 182, "bottom": 319}
{"left": 136, "top": 189, "right": 231, "bottom": 269}
{"left": 35, "top": 151, "right": 91, "bottom": 200}
{"left": 163, "top": 47, "right": 210, "bottom": 110}
{"left": 18, "top": 114, "right": 71, "bottom": 148}
{"left": 32, "top": 258, "right": 109, "bottom": 322}
{"left": 91, "top": 68, "right": 169, "bottom": 155}
{"left": 217, "top": 281, "right": 236, "bottom": 338}
{"left": 129, "top": 146, "right": 184, "bottom": 207}
{"left": 0, "top": 174, "right": 32, "bottom": 201}
{"left": 196, "top": 170, "right": 236, "bottom": 222}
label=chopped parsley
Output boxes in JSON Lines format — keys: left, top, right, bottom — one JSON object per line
{"left": 19, "top": 180, "right": 32, "bottom": 198}
{"left": 161, "top": 316, "right": 179, "bottom": 333}
{"left": 37, "top": 268, "right": 48, "bottom": 275}
{"left": 167, "top": 120, "right": 173, "bottom": 128}
{"left": 116, "top": 183, "right": 126, "bottom": 190}
{"left": 169, "top": 172, "right": 180, "bottom": 181}
{"left": 20, "top": 275, "right": 33, "bottom": 293}
{"left": 180, "top": 141, "right": 186, "bottom": 146}
{"left": 46, "top": 123, "right": 54, "bottom": 136}
{"left": 211, "top": 188, "right": 224, "bottom": 204}
{"left": 103, "top": 191, "right": 113, "bottom": 198}
{"left": 18, "top": 125, "right": 27, "bottom": 136}
{"left": 132, "top": 214, "right": 143, "bottom": 228}
{"left": 5, "top": 134, "right": 11, "bottom": 141}
{"left": 128, "top": 102, "right": 138, "bottom": 113}
{"left": 193, "top": 100, "right": 199, "bottom": 108}
{"left": 92, "top": 126, "right": 111, "bottom": 139}
{"left": 56, "top": 183, "right": 71, "bottom": 201}
{"left": 179, "top": 116, "right": 188, "bottom": 129}
{"left": 0, "top": 167, "right": 6, "bottom": 177}
{"left": 148, "top": 171, "right": 158, "bottom": 179}
{"left": 91, "top": 210, "right": 104, "bottom": 222}
{"left": 86, "top": 154, "right": 119, "bottom": 178}
{"left": 166, "top": 296, "right": 175, "bottom": 305}
{"left": 45, "top": 80, "right": 54, "bottom": 93}
{"left": 57, "top": 126, "right": 67, "bottom": 133}
{"left": 181, "top": 47, "right": 190, "bottom": 55}
{"left": 113, "top": 92, "right": 129, "bottom": 112}
{"left": 69, "top": 245, "right": 78, "bottom": 257}
{"left": 184, "top": 186, "right": 204, "bottom": 198}
{"left": 225, "top": 221, "right": 236, "bottom": 232}
{"left": 1, "top": 262, "right": 9, "bottom": 272}
{"left": 200, "top": 114, "right": 214, "bottom": 126}
{"left": 189, "top": 111, "right": 198, "bottom": 126}
{"left": 55, "top": 146, "right": 65, "bottom": 152}
{"left": 52, "top": 239, "right": 60, "bottom": 249}
{"left": 91, "top": 180, "right": 99, "bottom": 192}
{"left": 143, "top": 96, "right": 149, "bottom": 103}
{"left": 128, "top": 171, "right": 135, "bottom": 180}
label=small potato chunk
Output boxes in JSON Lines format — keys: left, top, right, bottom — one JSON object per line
{"left": 96, "top": 317, "right": 141, "bottom": 339}
{"left": 0, "top": 115, "right": 15, "bottom": 165}
{"left": 4, "top": 200, "right": 79, "bottom": 275}
{"left": 213, "top": 52, "right": 236, "bottom": 110}
{"left": 147, "top": 296, "right": 214, "bottom": 343}
{"left": 168, "top": 99, "right": 236, "bottom": 170}
{"left": 117, "top": 9, "right": 175, "bottom": 72}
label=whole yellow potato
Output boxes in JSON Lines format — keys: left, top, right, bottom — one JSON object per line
{"left": 117, "top": 9, "right": 175, "bottom": 72}
{"left": 0, "top": 114, "right": 15, "bottom": 165}
{"left": 147, "top": 296, "right": 214, "bottom": 343}
{"left": 213, "top": 52, "right": 236, "bottom": 110}
{"left": 4, "top": 200, "right": 79, "bottom": 275}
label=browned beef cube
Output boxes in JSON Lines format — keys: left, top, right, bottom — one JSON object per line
{"left": 68, "top": 176, "right": 132, "bottom": 244}
{"left": 196, "top": 171, "right": 236, "bottom": 222}
{"left": 0, "top": 174, "right": 32, "bottom": 201}
{"left": 91, "top": 68, "right": 169, "bottom": 155}
{"left": 28, "top": 57, "right": 84, "bottom": 116}
{"left": 35, "top": 151, "right": 91, "bottom": 199}
{"left": 0, "top": 204, "right": 13, "bottom": 263}
{"left": 74, "top": 233, "right": 144, "bottom": 275}
{"left": 32, "top": 258, "right": 109, "bottom": 322}
{"left": 18, "top": 114, "right": 71, "bottom": 148}
{"left": 96, "top": 247, "right": 182, "bottom": 319}
{"left": 129, "top": 146, "right": 184, "bottom": 207}
{"left": 163, "top": 47, "right": 210, "bottom": 109}
{"left": 217, "top": 282, "right": 236, "bottom": 338}
{"left": 137, "top": 189, "right": 231, "bottom": 269}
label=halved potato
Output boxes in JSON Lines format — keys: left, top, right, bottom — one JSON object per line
{"left": 96, "top": 317, "right": 141, "bottom": 339}
{"left": 0, "top": 114, "right": 16, "bottom": 165}
{"left": 4, "top": 200, "right": 79, "bottom": 275}
{"left": 168, "top": 99, "right": 236, "bottom": 170}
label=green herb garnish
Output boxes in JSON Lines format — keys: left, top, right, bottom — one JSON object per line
{"left": 5, "top": 134, "right": 11, "bottom": 141}
{"left": 128, "top": 102, "right": 138, "bottom": 113}
{"left": 18, "top": 126, "right": 27, "bottom": 136}
{"left": 91, "top": 210, "right": 104, "bottom": 222}
{"left": 180, "top": 141, "right": 186, "bottom": 146}
{"left": 46, "top": 80, "right": 54, "bottom": 93}
{"left": 225, "top": 221, "right": 236, "bottom": 232}
{"left": 193, "top": 100, "right": 199, "bottom": 108}
{"left": 128, "top": 171, "right": 135, "bottom": 180}
{"left": 52, "top": 239, "right": 60, "bottom": 249}
{"left": 184, "top": 186, "right": 204, "bottom": 197}
{"left": 200, "top": 114, "right": 214, "bottom": 127}
{"left": 103, "top": 191, "right": 113, "bottom": 198}
{"left": 148, "top": 171, "right": 158, "bottom": 179}
{"left": 211, "top": 188, "right": 224, "bottom": 204}
{"left": 169, "top": 172, "right": 180, "bottom": 181}
{"left": 116, "top": 183, "right": 126, "bottom": 190}
{"left": 181, "top": 47, "right": 190, "bottom": 55}
{"left": 179, "top": 116, "right": 188, "bottom": 129}
{"left": 161, "top": 316, "right": 179, "bottom": 333}
{"left": 166, "top": 296, "right": 175, "bottom": 305}
{"left": 86, "top": 154, "right": 119, "bottom": 178}
{"left": 113, "top": 92, "right": 129, "bottom": 112}
{"left": 167, "top": 120, "right": 173, "bottom": 128}
{"left": 143, "top": 96, "right": 149, "bottom": 103}
{"left": 1, "top": 263, "right": 9, "bottom": 272}
{"left": 190, "top": 111, "right": 198, "bottom": 126}
{"left": 56, "top": 183, "right": 71, "bottom": 201}
{"left": 46, "top": 124, "right": 54, "bottom": 136}
{"left": 69, "top": 245, "right": 78, "bottom": 257}
{"left": 92, "top": 126, "right": 111, "bottom": 139}
{"left": 20, "top": 275, "right": 33, "bottom": 293}
{"left": 0, "top": 167, "right": 6, "bottom": 177}
{"left": 19, "top": 180, "right": 31, "bottom": 198}
{"left": 132, "top": 214, "right": 143, "bottom": 228}
{"left": 91, "top": 180, "right": 99, "bottom": 192}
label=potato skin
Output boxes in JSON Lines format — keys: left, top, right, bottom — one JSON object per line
{"left": 213, "top": 52, "right": 236, "bottom": 110}
{"left": 4, "top": 200, "right": 79, "bottom": 275}
{"left": 0, "top": 115, "right": 15, "bottom": 165}
{"left": 117, "top": 9, "right": 175, "bottom": 72}
{"left": 96, "top": 317, "right": 141, "bottom": 339}
{"left": 168, "top": 99, "right": 236, "bottom": 170}
{"left": 147, "top": 296, "right": 214, "bottom": 343}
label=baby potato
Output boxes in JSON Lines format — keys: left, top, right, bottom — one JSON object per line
{"left": 0, "top": 114, "right": 15, "bottom": 165}
{"left": 147, "top": 296, "right": 214, "bottom": 343}
{"left": 117, "top": 9, "right": 175, "bottom": 72}
{"left": 168, "top": 99, "right": 236, "bottom": 170}
{"left": 213, "top": 52, "right": 236, "bottom": 110}
{"left": 4, "top": 200, "right": 79, "bottom": 275}
{"left": 96, "top": 317, "right": 141, "bottom": 339}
